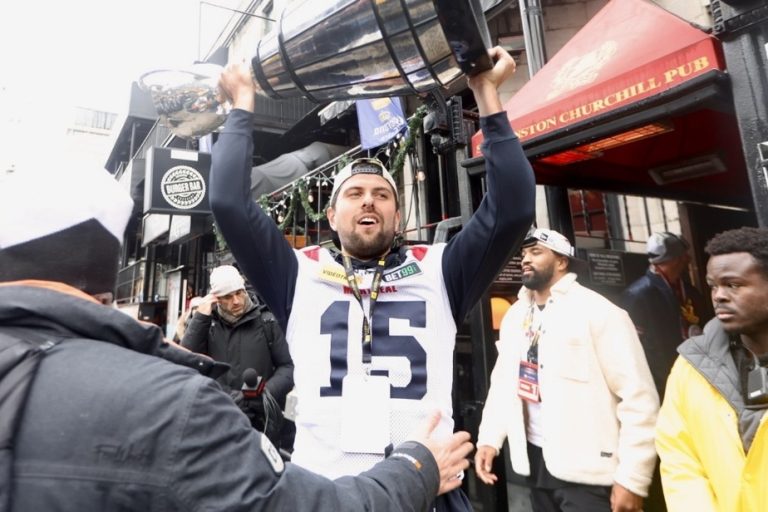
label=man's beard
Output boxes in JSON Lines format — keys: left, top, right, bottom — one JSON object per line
{"left": 522, "top": 265, "right": 555, "bottom": 291}
{"left": 341, "top": 229, "right": 395, "bottom": 261}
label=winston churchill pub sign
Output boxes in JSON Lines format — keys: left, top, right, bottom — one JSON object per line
{"left": 471, "top": 0, "right": 724, "bottom": 156}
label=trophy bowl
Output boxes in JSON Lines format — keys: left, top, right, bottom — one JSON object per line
{"left": 139, "top": 63, "right": 231, "bottom": 139}
{"left": 140, "top": 0, "right": 493, "bottom": 139}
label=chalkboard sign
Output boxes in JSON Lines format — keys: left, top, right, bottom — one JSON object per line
{"left": 587, "top": 250, "right": 626, "bottom": 286}
{"left": 494, "top": 256, "right": 523, "bottom": 285}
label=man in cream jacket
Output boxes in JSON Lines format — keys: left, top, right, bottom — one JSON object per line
{"left": 475, "top": 228, "right": 659, "bottom": 512}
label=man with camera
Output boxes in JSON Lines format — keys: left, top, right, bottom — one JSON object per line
{"left": 656, "top": 226, "right": 768, "bottom": 511}
{"left": 182, "top": 264, "right": 294, "bottom": 446}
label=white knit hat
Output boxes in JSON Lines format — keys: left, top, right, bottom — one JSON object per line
{"left": 209, "top": 265, "right": 245, "bottom": 296}
{"left": 330, "top": 158, "right": 397, "bottom": 205}
{"left": 0, "top": 167, "right": 133, "bottom": 294}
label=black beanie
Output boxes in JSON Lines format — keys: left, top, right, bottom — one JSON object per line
{"left": 0, "top": 168, "right": 133, "bottom": 295}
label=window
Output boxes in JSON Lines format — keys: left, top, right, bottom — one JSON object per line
{"left": 73, "top": 107, "right": 117, "bottom": 131}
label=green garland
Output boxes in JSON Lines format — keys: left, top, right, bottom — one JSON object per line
{"left": 257, "top": 190, "right": 296, "bottom": 231}
{"left": 336, "top": 153, "right": 352, "bottom": 170}
{"left": 390, "top": 104, "right": 427, "bottom": 177}
{"left": 213, "top": 220, "right": 229, "bottom": 253}
{"left": 277, "top": 190, "right": 296, "bottom": 231}
{"left": 298, "top": 180, "right": 326, "bottom": 222}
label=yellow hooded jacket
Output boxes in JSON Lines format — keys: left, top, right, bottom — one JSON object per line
{"left": 656, "top": 320, "right": 768, "bottom": 512}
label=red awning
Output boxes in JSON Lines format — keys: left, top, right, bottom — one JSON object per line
{"left": 471, "top": 0, "right": 725, "bottom": 156}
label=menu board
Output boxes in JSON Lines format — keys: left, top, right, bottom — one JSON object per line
{"left": 494, "top": 256, "right": 523, "bottom": 285}
{"left": 587, "top": 250, "right": 626, "bottom": 286}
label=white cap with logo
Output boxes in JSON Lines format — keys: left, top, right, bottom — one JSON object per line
{"left": 523, "top": 228, "right": 575, "bottom": 257}
{"left": 330, "top": 158, "right": 398, "bottom": 205}
{"left": 523, "top": 227, "right": 588, "bottom": 273}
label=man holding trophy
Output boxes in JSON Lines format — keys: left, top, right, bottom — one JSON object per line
{"left": 209, "top": 42, "right": 534, "bottom": 510}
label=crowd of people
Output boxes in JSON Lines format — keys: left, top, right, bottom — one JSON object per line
{"left": 1, "top": 43, "right": 766, "bottom": 512}
{"left": 472, "top": 226, "right": 768, "bottom": 512}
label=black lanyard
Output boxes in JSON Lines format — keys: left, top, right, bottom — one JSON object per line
{"left": 342, "top": 255, "right": 386, "bottom": 364}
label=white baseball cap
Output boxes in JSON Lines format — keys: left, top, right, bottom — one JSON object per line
{"left": 330, "top": 158, "right": 398, "bottom": 206}
{"left": 523, "top": 227, "right": 588, "bottom": 273}
{"left": 646, "top": 232, "right": 689, "bottom": 264}
{"left": 523, "top": 228, "right": 575, "bottom": 257}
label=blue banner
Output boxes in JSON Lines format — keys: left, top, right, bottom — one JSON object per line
{"left": 355, "top": 98, "right": 408, "bottom": 150}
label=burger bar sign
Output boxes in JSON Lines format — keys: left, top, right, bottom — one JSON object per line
{"left": 144, "top": 147, "right": 211, "bottom": 215}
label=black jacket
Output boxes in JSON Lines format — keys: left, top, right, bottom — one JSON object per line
{"left": 0, "top": 282, "right": 440, "bottom": 511}
{"left": 182, "top": 299, "right": 294, "bottom": 405}
{"left": 620, "top": 269, "right": 711, "bottom": 397}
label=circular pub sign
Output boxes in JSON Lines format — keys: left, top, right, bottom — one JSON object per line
{"left": 160, "top": 166, "right": 207, "bottom": 210}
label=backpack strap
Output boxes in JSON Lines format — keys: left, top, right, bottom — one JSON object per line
{"left": 0, "top": 328, "right": 62, "bottom": 512}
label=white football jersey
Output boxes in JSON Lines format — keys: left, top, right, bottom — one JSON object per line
{"left": 285, "top": 244, "right": 457, "bottom": 478}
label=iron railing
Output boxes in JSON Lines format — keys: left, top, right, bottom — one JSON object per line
{"left": 257, "top": 145, "right": 365, "bottom": 247}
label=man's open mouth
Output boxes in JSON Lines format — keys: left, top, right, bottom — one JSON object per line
{"left": 358, "top": 216, "right": 379, "bottom": 226}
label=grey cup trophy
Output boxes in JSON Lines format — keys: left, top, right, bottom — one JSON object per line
{"left": 141, "top": 0, "right": 492, "bottom": 138}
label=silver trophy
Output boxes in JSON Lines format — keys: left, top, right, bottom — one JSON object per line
{"left": 139, "top": 63, "right": 229, "bottom": 139}
{"left": 141, "top": 0, "right": 492, "bottom": 138}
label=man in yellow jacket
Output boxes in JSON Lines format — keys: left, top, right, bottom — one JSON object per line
{"left": 656, "top": 227, "right": 768, "bottom": 511}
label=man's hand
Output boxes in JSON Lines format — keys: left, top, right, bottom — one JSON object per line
{"left": 610, "top": 483, "right": 643, "bottom": 512}
{"left": 196, "top": 293, "right": 219, "bottom": 316}
{"left": 218, "top": 61, "right": 257, "bottom": 112}
{"left": 409, "top": 411, "right": 473, "bottom": 495}
{"left": 467, "top": 46, "right": 517, "bottom": 117}
{"left": 473, "top": 445, "right": 499, "bottom": 485}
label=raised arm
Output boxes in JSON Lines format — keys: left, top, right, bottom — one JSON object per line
{"left": 443, "top": 47, "right": 536, "bottom": 322}
{"left": 209, "top": 62, "right": 298, "bottom": 331}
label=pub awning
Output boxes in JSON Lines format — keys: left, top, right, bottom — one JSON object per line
{"left": 470, "top": 0, "right": 750, "bottom": 207}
